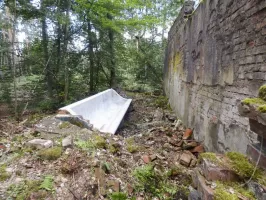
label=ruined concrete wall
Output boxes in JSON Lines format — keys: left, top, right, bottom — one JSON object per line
{"left": 164, "top": 0, "right": 266, "bottom": 154}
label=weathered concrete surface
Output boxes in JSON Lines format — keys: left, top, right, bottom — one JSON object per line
{"left": 164, "top": 0, "right": 266, "bottom": 153}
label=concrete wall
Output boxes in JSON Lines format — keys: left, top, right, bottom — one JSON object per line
{"left": 164, "top": 0, "right": 266, "bottom": 154}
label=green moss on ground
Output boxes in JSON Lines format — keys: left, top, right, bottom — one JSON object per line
{"left": 126, "top": 138, "right": 139, "bottom": 153}
{"left": 214, "top": 182, "right": 255, "bottom": 200}
{"left": 92, "top": 135, "right": 107, "bottom": 149}
{"left": 0, "top": 164, "right": 11, "bottom": 181}
{"left": 132, "top": 164, "right": 188, "bottom": 199}
{"left": 226, "top": 152, "right": 261, "bottom": 179}
{"left": 58, "top": 121, "right": 71, "bottom": 129}
{"left": 259, "top": 85, "right": 266, "bottom": 101}
{"left": 109, "top": 192, "right": 128, "bottom": 200}
{"left": 7, "top": 178, "right": 53, "bottom": 200}
{"left": 38, "top": 147, "right": 62, "bottom": 160}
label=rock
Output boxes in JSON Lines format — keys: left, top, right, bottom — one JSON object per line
{"left": 26, "top": 139, "right": 53, "bottom": 149}
{"left": 180, "top": 152, "right": 192, "bottom": 167}
{"left": 183, "top": 128, "right": 193, "bottom": 140}
{"left": 190, "top": 159, "right": 197, "bottom": 168}
{"left": 142, "top": 155, "right": 151, "bottom": 164}
{"left": 0, "top": 143, "right": 6, "bottom": 150}
{"left": 150, "top": 154, "right": 157, "bottom": 161}
{"left": 127, "top": 184, "right": 134, "bottom": 195}
{"left": 177, "top": 140, "right": 183, "bottom": 147}
{"left": 95, "top": 167, "right": 106, "bottom": 195}
{"left": 200, "top": 158, "right": 239, "bottom": 182}
{"left": 247, "top": 181, "right": 266, "bottom": 200}
{"left": 188, "top": 189, "right": 201, "bottom": 200}
{"left": 183, "top": 141, "right": 198, "bottom": 150}
{"left": 107, "top": 180, "right": 120, "bottom": 192}
{"left": 190, "top": 145, "right": 205, "bottom": 153}
{"left": 174, "top": 119, "right": 183, "bottom": 130}
{"left": 62, "top": 135, "right": 73, "bottom": 148}
{"left": 192, "top": 170, "right": 214, "bottom": 200}
{"left": 163, "top": 143, "right": 172, "bottom": 150}
{"left": 153, "top": 108, "right": 164, "bottom": 121}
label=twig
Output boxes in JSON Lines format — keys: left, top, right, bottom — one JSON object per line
{"left": 242, "top": 139, "right": 263, "bottom": 187}
{"left": 67, "top": 187, "right": 80, "bottom": 200}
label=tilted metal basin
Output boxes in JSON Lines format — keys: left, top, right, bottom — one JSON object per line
{"left": 58, "top": 89, "right": 132, "bottom": 134}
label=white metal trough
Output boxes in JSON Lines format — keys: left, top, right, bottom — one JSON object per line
{"left": 57, "top": 89, "right": 132, "bottom": 134}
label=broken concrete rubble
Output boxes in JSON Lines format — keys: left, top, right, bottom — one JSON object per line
{"left": 26, "top": 139, "right": 53, "bottom": 149}
{"left": 200, "top": 158, "right": 239, "bottom": 182}
{"left": 62, "top": 135, "right": 73, "bottom": 148}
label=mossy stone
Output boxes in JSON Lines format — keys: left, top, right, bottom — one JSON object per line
{"left": 259, "top": 85, "right": 266, "bottom": 101}
{"left": 242, "top": 98, "right": 266, "bottom": 106}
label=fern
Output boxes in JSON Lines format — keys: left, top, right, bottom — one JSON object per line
{"left": 39, "top": 175, "right": 54, "bottom": 191}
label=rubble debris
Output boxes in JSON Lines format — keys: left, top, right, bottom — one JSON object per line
{"left": 26, "top": 139, "right": 53, "bottom": 149}
{"left": 0, "top": 92, "right": 265, "bottom": 200}
{"left": 183, "top": 128, "right": 193, "bottom": 140}
{"left": 62, "top": 135, "right": 73, "bottom": 148}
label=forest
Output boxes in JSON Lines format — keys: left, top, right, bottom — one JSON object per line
{"left": 0, "top": 0, "right": 185, "bottom": 119}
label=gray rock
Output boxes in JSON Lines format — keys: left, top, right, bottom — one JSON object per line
{"left": 247, "top": 181, "right": 266, "bottom": 200}
{"left": 153, "top": 108, "right": 164, "bottom": 121}
{"left": 62, "top": 135, "right": 73, "bottom": 148}
{"left": 188, "top": 190, "right": 201, "bottom": 200}
{"left": 26, "top": 139, "right": 53, "bottom": 149}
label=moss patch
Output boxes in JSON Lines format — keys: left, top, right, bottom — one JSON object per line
{"left": 0, "top": 164, "right": 11, "bottom": 181}
{"left": 92, "top": 135, "right": 107, "bottom": 149}
{"left": 7, "top": 179, "right": 51, "bottom": 200}
{"left": 214, "top": 182, "right": 255, "bottom": 200}
{"left": 226, "top": 152, "right": 260, "bottom": 179}
{"left": 258, "top": 105, "right": 266, "bottom": 113}
{"left": 154, "top": 96, "right": 169, "bottom": 109}
{"left": 38, "top": 147, "right": 62, "bottom": 160}
{"left": 199, "top": 152, "right": 220, "bottom": 164}
{"left": 259, "top": 85, "right": 266, "bottom": 101}
{"left": 132, "top": 164, "right": 183, "bottom": 198}
{"left": 242, "top": 98, "right": 266, "bottom": 106}
{"left": 126, "top": 138, "right": 139, "bottom": 153}
{"left": 58, "top": 121, "right": 71, "bottom": 129}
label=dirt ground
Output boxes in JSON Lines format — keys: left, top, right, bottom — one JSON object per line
{"left": 0, "top": 92, "right": 212, "bottom": 200}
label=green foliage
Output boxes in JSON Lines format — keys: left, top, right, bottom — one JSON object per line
{"left": 7, "top": 179, "right": 46, "bottom": 200}
{"left": 0, "top": 164, "right": 11, "bottom": 181}
{"left": 101, "top": 162, "right": 111, "bottom": 174}
{"left": 75, "top": 139, "right": 95, "bottom": 151}
{"left": 109, "top": 192, "right": 128, "bottom": 200}
{"left": 38, "top": 147, "right": 62, "bottom": 160}
{"left": 39, "top": 175, "right": 54, "bottom": 191}
{"left": 132, "top": 164, "right": 180, "bottom": 199}
{"left": 75, "top": 134, "right": 107, "bottom": 152}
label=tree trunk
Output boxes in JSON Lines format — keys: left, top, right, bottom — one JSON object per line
{"left": 107, "top": 13, "right": 116, "bottom": 88}
{"left": 7, "top": 3, "right": 18, "bottom": 120}
{"left": 41, "top": 0, "right": 53, "bottom": 98}
{"left": 87, "top": 21, "right": 95, "bottom": 94}
{"left": 63, "top": 0, "right": 70, "bottom": 102}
